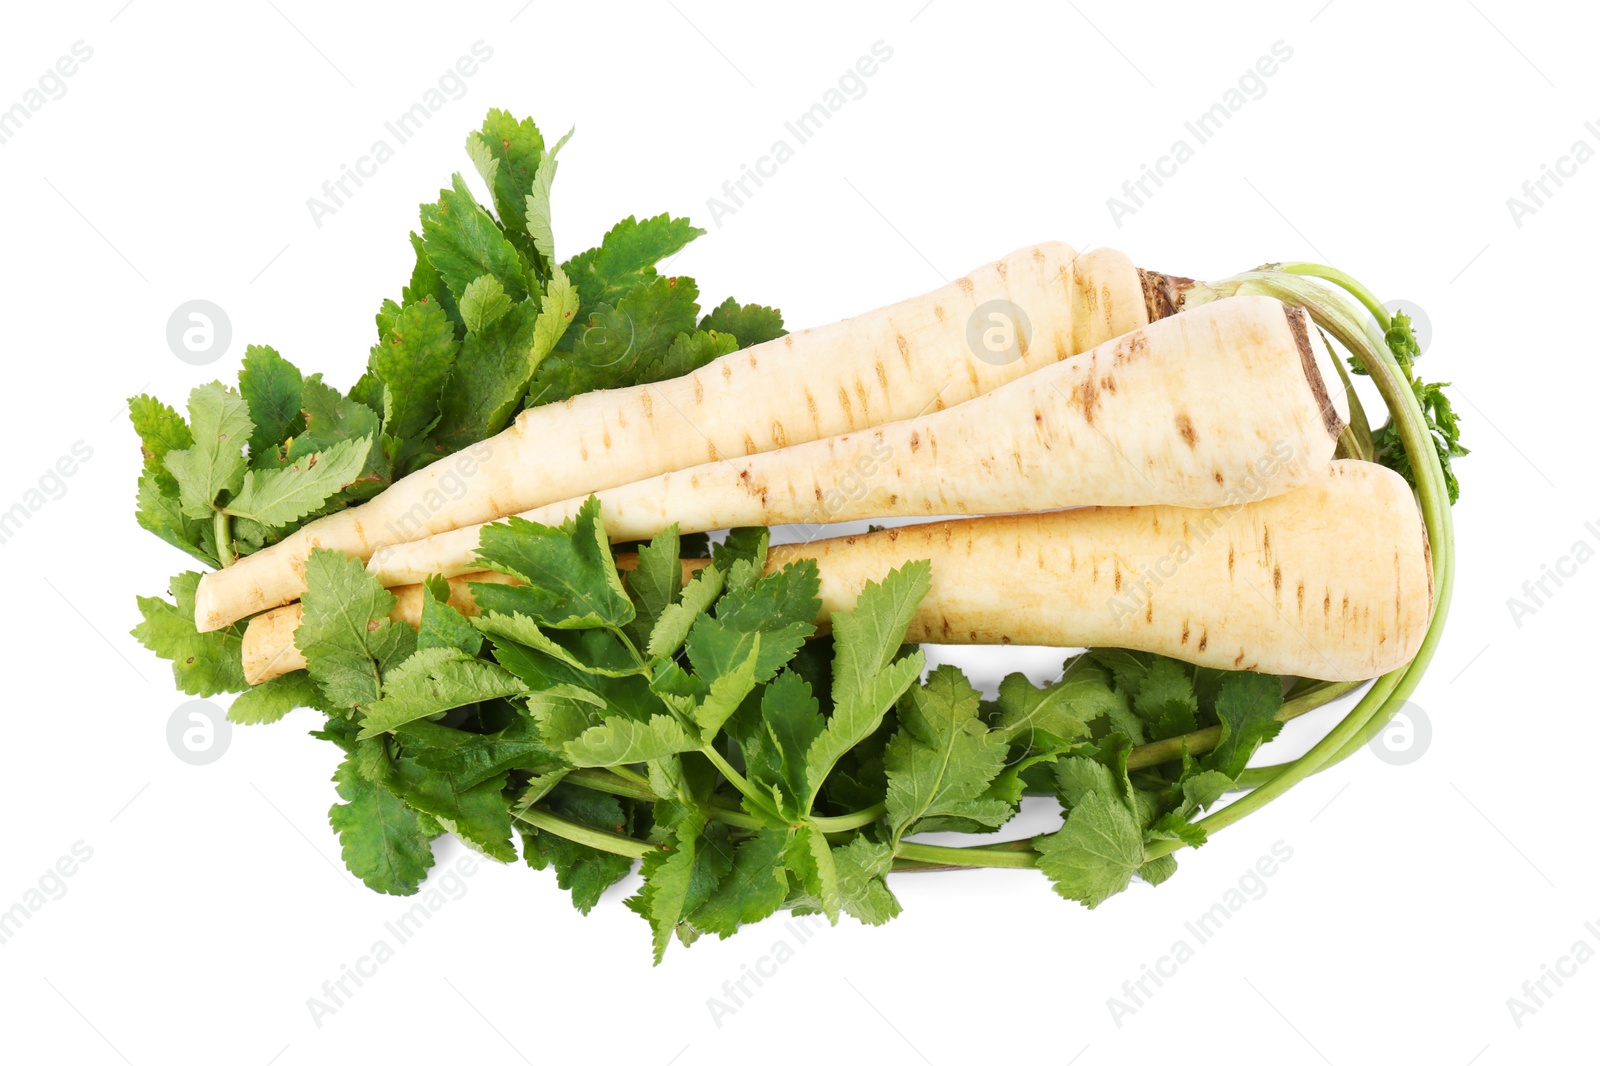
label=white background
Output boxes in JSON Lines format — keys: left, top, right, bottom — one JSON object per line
{"left": 0, "top": 1, "right": 1593, "bottom": 1063}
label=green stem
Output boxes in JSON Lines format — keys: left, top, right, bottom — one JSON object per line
{"left": 514, "top": 805, "right": 655, "bottom": 860}
{"left": 1126, "top": 680, "right": 1360, "bottom": 771}
{"left": 1142, "top": 264, "right": 1455, "bottom": 859}
{"left": 699, "top": 743, "right": 783, "bottom": 822}
{"left": 813, "top": 804, "right": 886, "bottom": 833}
{"left": 564, "top": 767, "right": 887, "bottom": 834}
{"left": 897, "top": 840, "right": 1037, "bottom": 870}
{"left": 213, "top": 510, "right": 235, "bottom": 567}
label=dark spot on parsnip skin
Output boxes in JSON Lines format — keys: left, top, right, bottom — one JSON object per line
{"left": 1235, "top": 651, "right": 1246, "bottom": 666}
{"left": 1198, "top": 633, "right": 1207, "bottom": 652}
{"left": 1273, "top": 566, "right": 1282, "bottom": 593}
{"left": 1181, "top": 621, "right": 1190, "bottom": 644}
{"left": 1175, "top": 414, "right": 1197, "bottom": 449}
{"left": 909, "top": 431, "right": 920, "bottom": 452}
{"left": 1145, "top": 601, "right": 1153, "bottom": 623}
{"left": 1214, "top": 470, "right": 1224, "bottom": 485}
{"left": 1228, "top": 547, "right": 1234, "bottom": 575}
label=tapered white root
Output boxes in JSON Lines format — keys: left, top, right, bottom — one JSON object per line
{"left": 244, "top": 461, "right": 1428, "bottom": 686}
{"left": 368, "top": 295, "right": 1347, "bottom": 585}
{"left": 200, "top": 242, "right": 1154, "bottom": 632}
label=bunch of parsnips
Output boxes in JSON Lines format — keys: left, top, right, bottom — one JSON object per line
{"left": 132, "top": 110, "right": 1461, "bottom": 958}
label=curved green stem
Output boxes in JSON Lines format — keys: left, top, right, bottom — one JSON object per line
{"left": 514, "top": 805, "right": 656, "bottom": 860}
{"left": 699, "top": 744, "right": 784, "bottom": 822}
{"left": 214, "top": 510, "right": 235, "bottom": 568}
{"left": 1126, "top": 679, "right": 1360, "bottom": 771}
{"left": 1140, "top": 264, "right": 1455, "bottom": 859}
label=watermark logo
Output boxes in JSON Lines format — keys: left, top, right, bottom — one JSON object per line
{"left": 1506, "top": 121, "right": 1600, "bottom": 229}
{"left": 706, "top": 41, "right": 894, "bottom": 227}
{"left": 1107, "top": 841, "right": 1294, "bottom": 1027}
{"left": 167, "top": 699, "right": 231, "bottom": 766}
{"left": 1506, "top": 519, "right": 1600, "bottom": 628}
{"left": 373, "top": 440, "right": 496, "bottom": 545}
{"left": 1107, "top": 40, "right": 1294, "bottom": 227}
{"left": 705, "top": 913, "right": 827, "bottom": 1028}
{"left": 0, "top": 40, "right": 94, "bottom": 147}
{"left": 0, "top": 841, "right": 93, "bottom": 947}
{"left": 0, "top": 441, "right": 93, "bottom": 548}
{"left": 966, "top": 299, "right": 1032, "bottom": 366}
{"left": 307, "top": 853, "right": 480, "bottom": 1027}
{"left": 306, "top": 41, "right": 494, "bottom": 229}
{"left": 1506, "top": 919, "right": 1600, "bottom": 1029}
{"left": 1366, "top": 701, "right": 1431, "bottom": 766}
{"left": 166, "top": 300, "right": 232, "bottom": 365}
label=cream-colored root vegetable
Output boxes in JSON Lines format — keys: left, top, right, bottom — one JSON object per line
{"left": 369, "top": 295, "right": 1347, "bottom": 585}
{"left": 199, "top": 242, "right": 1161, "bottom": 632}
{"left": 244, "top": 461, "right": 1430, "bottom": 686}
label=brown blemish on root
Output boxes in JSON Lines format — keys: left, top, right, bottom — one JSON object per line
{"left": 895, "top": 334, "right": 911, "bottom": 366}
{"left": 1197, "top": 633, "right": 1208, "bottom": 652}
{"left": 1181, "top": 621, "right": 1190, "bottom": 645}
{"left": 1070, "top": 373, "right": 1101, "bottom": 425}
{"left": 1137, "top": 268, "right": 1193, "bottom": 322}
{"left": 1273, "top": 566, "right": 1282, "bottom": 593}
{"left": 909, "top": 430, "right": 920, "bottom": 452}
{"left": 956, "top": 277, "right": 975, "bottom": 296}
{"left": 1175, "top": 413, "right": 1197, "bottom": 449}
{"left": 1284, "top": 304, "right": 1346, "bottom": 441}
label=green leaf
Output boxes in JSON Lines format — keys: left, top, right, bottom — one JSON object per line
{"left": 785, "top": 824, "right": 840, "bottom": 924}
{"left": 690, "top": 827, "right": 790, "bottom": 938}
{"left": 1133, "top": 657, "right": 1198, "bottom": 731}
{"left": 228, "top": 671, "right": 321, "bottom": 725}
{"left": 473, "top": 499, "right": 633, "bottom": 628}
{"left": 458, "top": 275, "right": 514, "bottom": 334}
{"left": 238, "top": 345, "right": 305, "bottom": 459}
{"left": 387, "top": 754, "right": 516, "bottom": 863}
{"left": 523, "top": 126, "right": 572, "bottom": 271}
{"left": 528, "top": 274, "right": 702, "bottom": 404}
{"left": 402, "top": 231, "right": 461, "bottom": 329}
{"left": 645, "top": 564, "right": 724, "bottom": 659}
{"left": 699, "top": 297, "right": 787, "bottom": 348}
{"left": 328, "top": 748, "right": 437, "bottom": 895}
{"left": 135, "top": 470, "right": 215, "bottom": 567}
{"left": 430, "top": 301, "right": 538, "bottom": 448}
{"left": 221, "top": 435, "right": 371, "bottom": 529}
{"left": 405, "top": 715, "right": 562, "bottom": 789}
{"left": 368, "top": 298, "right": 459, "bottom": 440}
{"left": 164, "top": 383, "right": 253, "bottom": 519}
{"left": 521, "top": 785, "right": 633, "bottom": 912}
{"left": 420, "top": 173, "right": 529, "bottom": 303}
{"left": 296, "top": 377, "right": 387, "bottom": 503}
{"left": 884, "top": 666, "right": 1011, "bottom": 839}
{"left": 465, "top": 109, "right": 545, "bottom": 260}
{"left": 128, "top": 394, "right": 193, "bottom": 486}
{"left": 295, "top": 550, "right": 415, "bottom": 711}
{"left": 832, "top": 835, "right": 901, "bottom": 925}
{"left": 562, "top": 213, "right": 703, "bottom": 311}
{"left": 357, "top": 648, "right": 528, "bottom": 738}
{"left": 131, "top": 572, "right": 247, "bottom": 696}
{"left": 627, "top": 525, "right": 682, "bottom": 648}
{"left": 805, "top": 562, "right": 932, "bottom": 800}
{"left": 651, "top": 329, "right": 739, "bottom": 383}
{"left": 629, "top": 813, "right": 706, "bottom": 964}
{"left": 751, "top": 670, "right": 824, "bottom": 813}
{"left": 1035, "top": 789, "right": 1145, "bottom": 908}
{"left": 417, "top": 582, "right": 483, "bottom": 656}
{"left": 1204, "top": 672, "right": 1285, "bottom": 779}
{"left": 565, "top": 714, "right": 697, "bottom": 768}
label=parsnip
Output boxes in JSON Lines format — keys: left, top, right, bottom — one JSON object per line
{"left": 199, "top": 243, "right": 1160, "bottom": 632}
{"left": 244, "top": 461, "right": 1429, "bottom": 686}
{"left": 369, "top": 295, "right": 1346, "bottom": 585}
